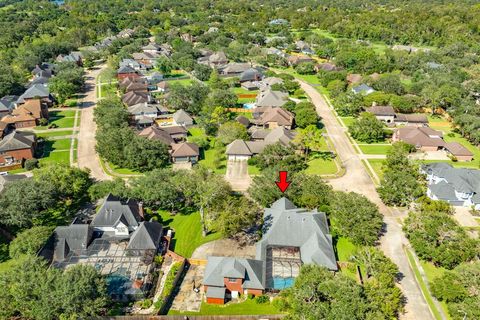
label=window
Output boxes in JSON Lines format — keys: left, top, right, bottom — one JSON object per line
{"left": 228, "top": 278, "right": 237, "bottom": 283}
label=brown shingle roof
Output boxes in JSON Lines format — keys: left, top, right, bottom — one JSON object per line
{"left": 445, "top": 142, "right": 473, "bottom": 157}
{"left": 138, "top": 126, "right": 174, "bottom": 145}
{"left": 395, "top": 127, "right": 445, "bottom": 148}
{"left": 257, "top": 107, "right": 294, "bottom": 127}
{"left": 366, "top": 106, "right": 395, "bottom": 116}
{"left": 171, "top": 142, "right": 199, "bottom": 157}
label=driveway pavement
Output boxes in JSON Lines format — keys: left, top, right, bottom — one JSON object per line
{"left": 77, "top": 65, "right": 112, "bottom": 181}
{"left": 225, "top": 159, "right": 251, "bottom": 191}
{"left": 299, "top": 80, "right": 433, "bottom": 320}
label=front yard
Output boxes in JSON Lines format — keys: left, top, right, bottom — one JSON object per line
{"left": 37, "top": 138, "right": 76, "bottom": 165}
{"left": 34, "top": 110, "right": 77, "bottom": 130}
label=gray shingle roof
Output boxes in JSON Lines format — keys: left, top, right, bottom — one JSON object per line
{"left": 91, "top": 194, "right": 142, "bottom": 229}
{"left": 255, "top": 90, "right": 289, "bottom": 108}
{"left": 0, "top": 131, "right": 35, "bottom": 152}
{"left": 17, "top": 84, "right": 50, "bottom": 104}
{"left": 203, "top": 256, "right": 265, "bottom": 290}
{"left": 53, "top": 224, "right": 92, "bottom": 261}
{"left": 256, "top": 197, "right": 337, "bottom": 271}
{"left": 173, "top": 109, "right": 193, "bottom": 125}
{"left": 239, "top": 68, "right": 264, "bottom": 82}
{"left": 226, "top": 139, "right": 252, "bottom": 156}
{"left": 423, "top": 163, "right": 480, "bottom": 195}
{"left": 127, "top": 221, "right": 162, "bottom": 250}
{"left": 205, "top": 286, "right": 226, "bottom": 299}
{"left": 127, "top": 103, "right": 159, "bottom": 116}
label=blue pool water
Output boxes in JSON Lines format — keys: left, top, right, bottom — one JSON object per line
{"left": 243, "top": 102, "right": 256, "bottom": 109}
{"left": 106, "top": 273, "right": 130, "bottom": 295}
{"left": 272, "top": 277, "right": 295, "bottom": 290}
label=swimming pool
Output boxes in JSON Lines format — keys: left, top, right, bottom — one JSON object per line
{"left": 243, "top": 102, "right": 256, "bottom": 109}
{"left": 106, "top": 273, "right": 131, "bottom": 295}
{"left": 272, "top": 277, "right": 295, "bottom": 290}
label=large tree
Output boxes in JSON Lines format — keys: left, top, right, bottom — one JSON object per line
{"left": 349, "top": 112, "right": 385, "bottom": 143}
{"left": 216, "top": 121, "right": 249, "bottom": 145}
{"left": 404, "top": 210, "right": 478, "bottom": 269}
{"left": 9, "top": 226, "right": 54, "bottom": 259}
{"left": 0, "top": 257, "right": 108, "bottom": 320}
{"left": 331, "top": 191, "right": 383, "bottom": 246}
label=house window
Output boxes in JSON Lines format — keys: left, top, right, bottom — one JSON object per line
{"left": 228, "top": 278, "right": 237, "bottom": 283}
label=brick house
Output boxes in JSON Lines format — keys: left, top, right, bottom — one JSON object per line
{"left": 203, "top": 257, "right": 265, "bottom": 304}
{"left": 1, "top": 99, "right": 49, "bottom": 129}
{"left": 0, "top": 131, "right": 36, "bottom": 168}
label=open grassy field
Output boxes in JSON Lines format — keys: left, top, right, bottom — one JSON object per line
{"left": 107, "top": 162, "right": 143, "bottom": 175}
{"left": 169, "top": 299, "right": 281, "bottom": 316}
{"left": 167, "top": 78, "right": 194, "bottom": 86}
{"left": 232, "top": 87, "right": 259, "bottom": 95}
{"left": 39, "top": 150, "right": 70, "bottom": 165}
{"left": 157, "top": 210, "right": 222, "bottom": 258}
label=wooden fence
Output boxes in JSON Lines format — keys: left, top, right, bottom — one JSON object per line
{"left": 188, "top": 258, "right": 207, "bottom": 266}
{"left": 227, "top": 108, "right": 253, "bottom": 113}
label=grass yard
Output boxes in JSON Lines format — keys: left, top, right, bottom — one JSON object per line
{"left": 43, "top": 138, "right": 72, "bottom": 152}
{"left": 199, "top": 148, "right": 227, "bottom": 174}
{"left": 51, "top": 110, "right": 76, "bottom": 117}
{"left": 35, "top": 110, "right": 76, "bottom": 130}
{"left": 335, "top": 237, "right": 357, "bottom": 262}
{"left": 166, "top": 78, "right": 194, "bottom": 86}
{"left": 237, "top": 97, "right": 256, "bottom": 104}
{"left": 367, "top": 159, "right": 385, "bottom": 180}
{"left": 232, "top": 87, "right": 258, "bottom": 95}
{"left": 98, "top": 83, "right": 117, "bottom": 98}
{"left": 339, "top": 116, "right": 355, "bottom": 128}
{"left": 39, "top": 150, "right": 70, "bottom": 165}
{"left": 157, "top": 210, "right": 222, "bottom": 258}
{"left": 188, "top": 127, "right": 206, "bottom": 138}
{"left": 248, "top": 165, "right": 260, "bottom": 175}
{"left": 428, "top": 115, "right": 452, "bottom": 133}
{"left": 107, "top": 162, "right": 143, "bottom": 175}
{"left": 358, "top": 144, "right": 392, "bottom": 155}
{"left": 420, "top": 261, "right": 452, "bottom": 319}
{"left": 36, "top": 130, "right": 74, "bottom": 138}
{"left": 63, "top": 98, "right": 78, "bottom": 108}
{"left": 169, "top": 299, "right": 281, "bottom": 316}
{"left": 304, "top": 156, "right": 338, "bottom": 176}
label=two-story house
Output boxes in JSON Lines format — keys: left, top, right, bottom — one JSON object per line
{"left": 421, "top": 163, "right": 480, "bottom": 209}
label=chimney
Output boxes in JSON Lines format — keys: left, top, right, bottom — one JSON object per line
{"left": 138, "top": 201, "right": 145, "bottom": 220}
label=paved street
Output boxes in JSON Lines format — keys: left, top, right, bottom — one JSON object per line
{"left": 77, "top": 65, "right": 112, "bottom": 181}
{"left": 299, "top": 80, "right": 433, "bottom": 320}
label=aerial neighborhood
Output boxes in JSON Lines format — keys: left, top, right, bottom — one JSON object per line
{"left": 0, "top": 1, "right": 479, "bottom": 320}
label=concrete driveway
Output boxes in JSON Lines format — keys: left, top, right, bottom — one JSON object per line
{"left": 225, "top": 159, "right": 251, "bottom": 191}
{"left": 77, "top": 65, "right": 112, "bottom": 181}
{"left": 299, "top": 80, "right": 433, "bottom": 320}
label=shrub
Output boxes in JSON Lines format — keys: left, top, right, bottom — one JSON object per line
{"left": 141, "top": 299, "right": 153, "bottom": 309}
{"left": 24, "top": 158, "right": 39, "bottom": 170}
{"left": 255, "top": 295, "right": 269, "bottom": 304}
{"left": 154, "top": 255, "right": 164, "bottom": 265}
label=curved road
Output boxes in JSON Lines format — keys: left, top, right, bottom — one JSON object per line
{"left": 298, "top": 80, "right": 433, "bottom": 320}
{"left": 77, "top": 65, "right": 112, "bottom": 181}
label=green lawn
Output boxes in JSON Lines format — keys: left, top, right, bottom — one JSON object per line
{"left": 50, "top": 110, "right": 76, "bottom": 117}
{"left": 199, "top": 148, "right": 227, "bottom": 174}
{"left": 98, "top": 83, "right": 117, "bottom": 98}
{"left": 237, "top": 97, "right": 256, "bottom": 104}
{"left": 272, "top": 67, "right": 321, "bottom": 85}
{"left": 335, "top": 237, "right": 357, "bottom": 262}
{"left": 43, "top": 138, "right": 72, "bottom": 151}
{"left": 39, "top": 150, "right": 70, "bottom": 165}
{"left": 63, "top": 98, "right": 78, "bottom": 108}
{"left": 188, "top": 127, "right": 207, "bottom": 138}
{"left": 107, "top": 162, "right": 142, "bottom": 175}
{"left": 304, "top": 156, "right": 338, "bottom": 175}
{"left": 232, "top": 87, "right": 259, "bottom": 95}
{"left": 339, "top": 116, "right": 354, "bottom": 127}
{"left": 157, "top": 211, "right": 222, "bottom": 258}
{"left": 248, "top": 165, "right": 260, "bottom": 175}
{"left": 367, "top": 159, "right": 385, "bottom": 180}
{"left": 169, "top": 299, "right": 281, "bottom": 316}
{"left": 358, "top": 144, "right": 392, "bottom": 155}
{"left": 166, "top": 78, "right": 194, "bottom": 86}
{"left": 420, "top": 261, "right": 451, "bottom": 319}
{"left": 406, "top": 250, "right": 444, "bottom": 320}
{"left": 36, "top": 130, "right": 74, "bottom": 138}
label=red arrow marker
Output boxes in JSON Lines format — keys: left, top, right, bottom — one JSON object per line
{"left": 276, "top": 171, "right": 290, "bottom": 193}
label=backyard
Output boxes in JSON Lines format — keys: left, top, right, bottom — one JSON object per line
{"left": 169, "top": 299, "right": 281, "bottom": 316}
{"left": 157, "top": 210, "right": 223, "bottom": 258}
